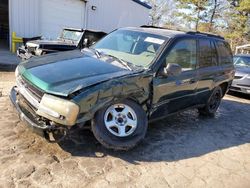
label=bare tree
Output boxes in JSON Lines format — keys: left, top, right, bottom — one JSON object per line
{"left": 145, "top": 0, "right": 171, "bottom": 26}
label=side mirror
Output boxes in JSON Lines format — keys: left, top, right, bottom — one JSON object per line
{"left": 161, "top": 63, "right": 182, "bottom": 77}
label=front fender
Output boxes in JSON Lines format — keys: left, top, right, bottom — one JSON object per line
{"left": 72, "top": 73, "right": 152, "bottom": 124}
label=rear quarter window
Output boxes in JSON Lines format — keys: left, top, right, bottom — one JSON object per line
{"left": 216, "top": 41, "right": 233, "bottom": 65}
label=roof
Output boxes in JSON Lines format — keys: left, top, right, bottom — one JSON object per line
{"left": 122, "top": 26, "right": 225, "bottom": 40}
{"left": 132, "top": 0, "right": 152, "bottom": 9}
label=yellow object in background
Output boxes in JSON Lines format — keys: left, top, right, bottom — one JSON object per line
{"left": 11, "top": 32, "right": 23, "bottom": 53}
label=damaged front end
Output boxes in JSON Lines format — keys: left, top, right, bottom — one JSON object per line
{"left": 9, "top": 74, "right": 81, "bottom": 143}
{"left": 72, "top": 72, "right": 152, "bottom": 124}
{"left": 17, "top": 45, "right": 36, "bottom": 61}
{"left": 17, "top": 28, "right": 107, "bottom": 60}
{"left": 10, "top": 87, "right": 69, "bottom": 142}
{"left": 10, "top": 64, "right": 152, "bottom": 143}
{"left": 17, "top": 36, "right": 44, "bottom": 60}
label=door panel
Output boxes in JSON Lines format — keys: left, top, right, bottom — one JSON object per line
{"left": 150, "top": 38, "right": 198, "bottom": 120}
{"left": 195, "top": 39, "right": 221, "bottom": 104}
{"left": 196, "top": 66, "right": 222, "bottom": 104}
{"left": 151, "top": 70, "right": 198, "bottom": 119}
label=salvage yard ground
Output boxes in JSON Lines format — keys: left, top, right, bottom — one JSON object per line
{"left": 0, "top": 71, "right": 250, "bottom": 188}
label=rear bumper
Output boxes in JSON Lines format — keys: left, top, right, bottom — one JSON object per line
{"left": 9, "top": 87, "right": 47, "bottom": 137}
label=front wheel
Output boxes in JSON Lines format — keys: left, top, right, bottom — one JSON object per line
{"left": 92, "top": 99, "right": 148, "bottom": 150}
{"left": 198, "top": 86, "right": 223, "bottom": 116}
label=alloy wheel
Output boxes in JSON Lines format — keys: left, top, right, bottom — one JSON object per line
{"left": 104, "top": 104, "right": 138, "bottom": 137}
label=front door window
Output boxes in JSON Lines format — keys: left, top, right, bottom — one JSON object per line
{"left": 165, "top": 39, "right": 197, "bottom": 71}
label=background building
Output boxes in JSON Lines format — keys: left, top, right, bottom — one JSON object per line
{"left": 0, "top": 0, "right": 151, "bottom": 50}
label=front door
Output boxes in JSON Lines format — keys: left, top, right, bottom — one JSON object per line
{"left": 150, "top": 38, "right": 198, "bottom": 120}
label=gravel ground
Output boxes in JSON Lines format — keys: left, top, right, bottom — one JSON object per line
{"left": 0, "top": 72, "right": 250, "bottom": 188}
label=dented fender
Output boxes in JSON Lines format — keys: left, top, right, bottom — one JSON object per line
{"left": 72, "top": 73, "right": 153, "bottom": 124}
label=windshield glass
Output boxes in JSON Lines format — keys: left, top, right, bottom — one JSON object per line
{"left": 93, "top": 29, "right": 168, "bottom": 68}
{"left": 61, "top": 30, "right": 83, "bottom": 41}
{"left": 234, "top": 56, "right": 250, "bottom": 67}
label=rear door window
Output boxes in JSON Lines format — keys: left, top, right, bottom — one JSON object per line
{"left": 199, "top": 39, "right": 217, "bottom": 68}
{"left": 216, "top": 41, "right": 233, "bottom": 65}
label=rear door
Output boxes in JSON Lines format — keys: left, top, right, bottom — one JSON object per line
{"left": 196, "top": 38, "right": 219, "bottom": 104}
{"left": 151, "top": 37, "right": 198, "bottom": 120}
{"left": 215, "top": 41, "right": 234, "bottom": 81}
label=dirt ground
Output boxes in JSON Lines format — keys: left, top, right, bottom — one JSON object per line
{"left": 0, "top": 72, "right": 250, "bottom": 188}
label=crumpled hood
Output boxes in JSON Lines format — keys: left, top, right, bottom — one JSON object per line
{"left": 18, "top": 50, "right": 132, "bottom": 96}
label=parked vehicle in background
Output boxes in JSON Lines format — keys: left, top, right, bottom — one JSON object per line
{"left": 17, "top": 28, "right": 106, "bottom": 60}
{"left": 235, "top": 44, "right": 250, "bottom": 54}
{"left": 10, "top": 27, "right": 234, "bottom": 150}
{"left": 230, "top": 54, "right": 250, "bottom": 94}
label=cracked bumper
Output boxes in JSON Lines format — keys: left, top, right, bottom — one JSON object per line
{"left": 9, "top": 86, "right": 46, "bottom": 137}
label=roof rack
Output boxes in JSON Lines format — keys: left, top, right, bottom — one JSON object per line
{"left": 141, "top": 25, "right": 224, "bottom": 40}
{"left": 186, "top": 31, "right": 224, "bottom": 40}
{"left": 140, "top": 25, "right": 185, "bottom": 32}
{"left": 140, "top": 25, "right": 166, "bottom": 29}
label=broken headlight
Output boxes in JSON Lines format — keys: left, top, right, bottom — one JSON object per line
{"left": 37, "top": 94, "right": 80, "bottom": 126}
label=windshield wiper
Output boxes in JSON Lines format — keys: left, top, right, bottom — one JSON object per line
{"left": 85, "top": 48, "right": 142, "bottom": 71}
{"left": 103, "top": 54, "right": 132, "bottom": 71}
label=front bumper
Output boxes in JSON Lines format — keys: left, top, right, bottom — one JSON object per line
{"left": 10, "top": 87, "right": 49, "bottom": 137}
{"left": 230, "top": 85, "right": 250, "bottom": 94}
{"left": 17, "top": 46, "right": 33, "bottom": 60}
{"left": 230, "top": 78, "right": 250, "bottom": 94}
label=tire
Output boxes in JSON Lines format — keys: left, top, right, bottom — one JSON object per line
{"left": 198, "top": 86, "right": 223, "bottom": 116}
{"left": 91, "top": 99, "right": 148, "bottom": 150}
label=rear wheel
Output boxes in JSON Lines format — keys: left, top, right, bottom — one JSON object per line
{"left": 198, "top": 86, "right": 223, "bottom": 116}
{"left": 92, "top": 99, "right": 148, "bottom": 150}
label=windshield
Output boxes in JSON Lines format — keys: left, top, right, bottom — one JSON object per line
{"left": 61, "top": 30, "right": 83, "bottom": 41}
{"left": 234, "top": 56, "right": 250, "bottom": 67}
{"left": 93, "top": 29, "right": 168, "bottom": 68}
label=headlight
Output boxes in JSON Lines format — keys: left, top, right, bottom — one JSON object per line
{"left": 37, "top": 94, "right": 79, "bottom": 126}
{"left": 15, "top": 67, "right": 19, "bottom": 77}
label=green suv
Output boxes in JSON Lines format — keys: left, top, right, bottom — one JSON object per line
{"left": 10, "top": 27, "right": 235, "bottom": 150}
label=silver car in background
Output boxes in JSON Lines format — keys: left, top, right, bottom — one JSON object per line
{"left": 230, "top": 54, "right": 250, "bottom": 94}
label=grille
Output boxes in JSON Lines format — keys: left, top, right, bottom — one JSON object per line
{"left": 17, "top": 94, "right": 49, "bottom": 128}
{"left": 18, "top": 94, "right": 38, "bottom": 115}
{"left": 18, "top": 77, "right": 44, "bottom": 102}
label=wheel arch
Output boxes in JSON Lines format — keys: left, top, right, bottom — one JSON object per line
{"left": 219, "top": 82, "right": 229, "bottom": 97}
